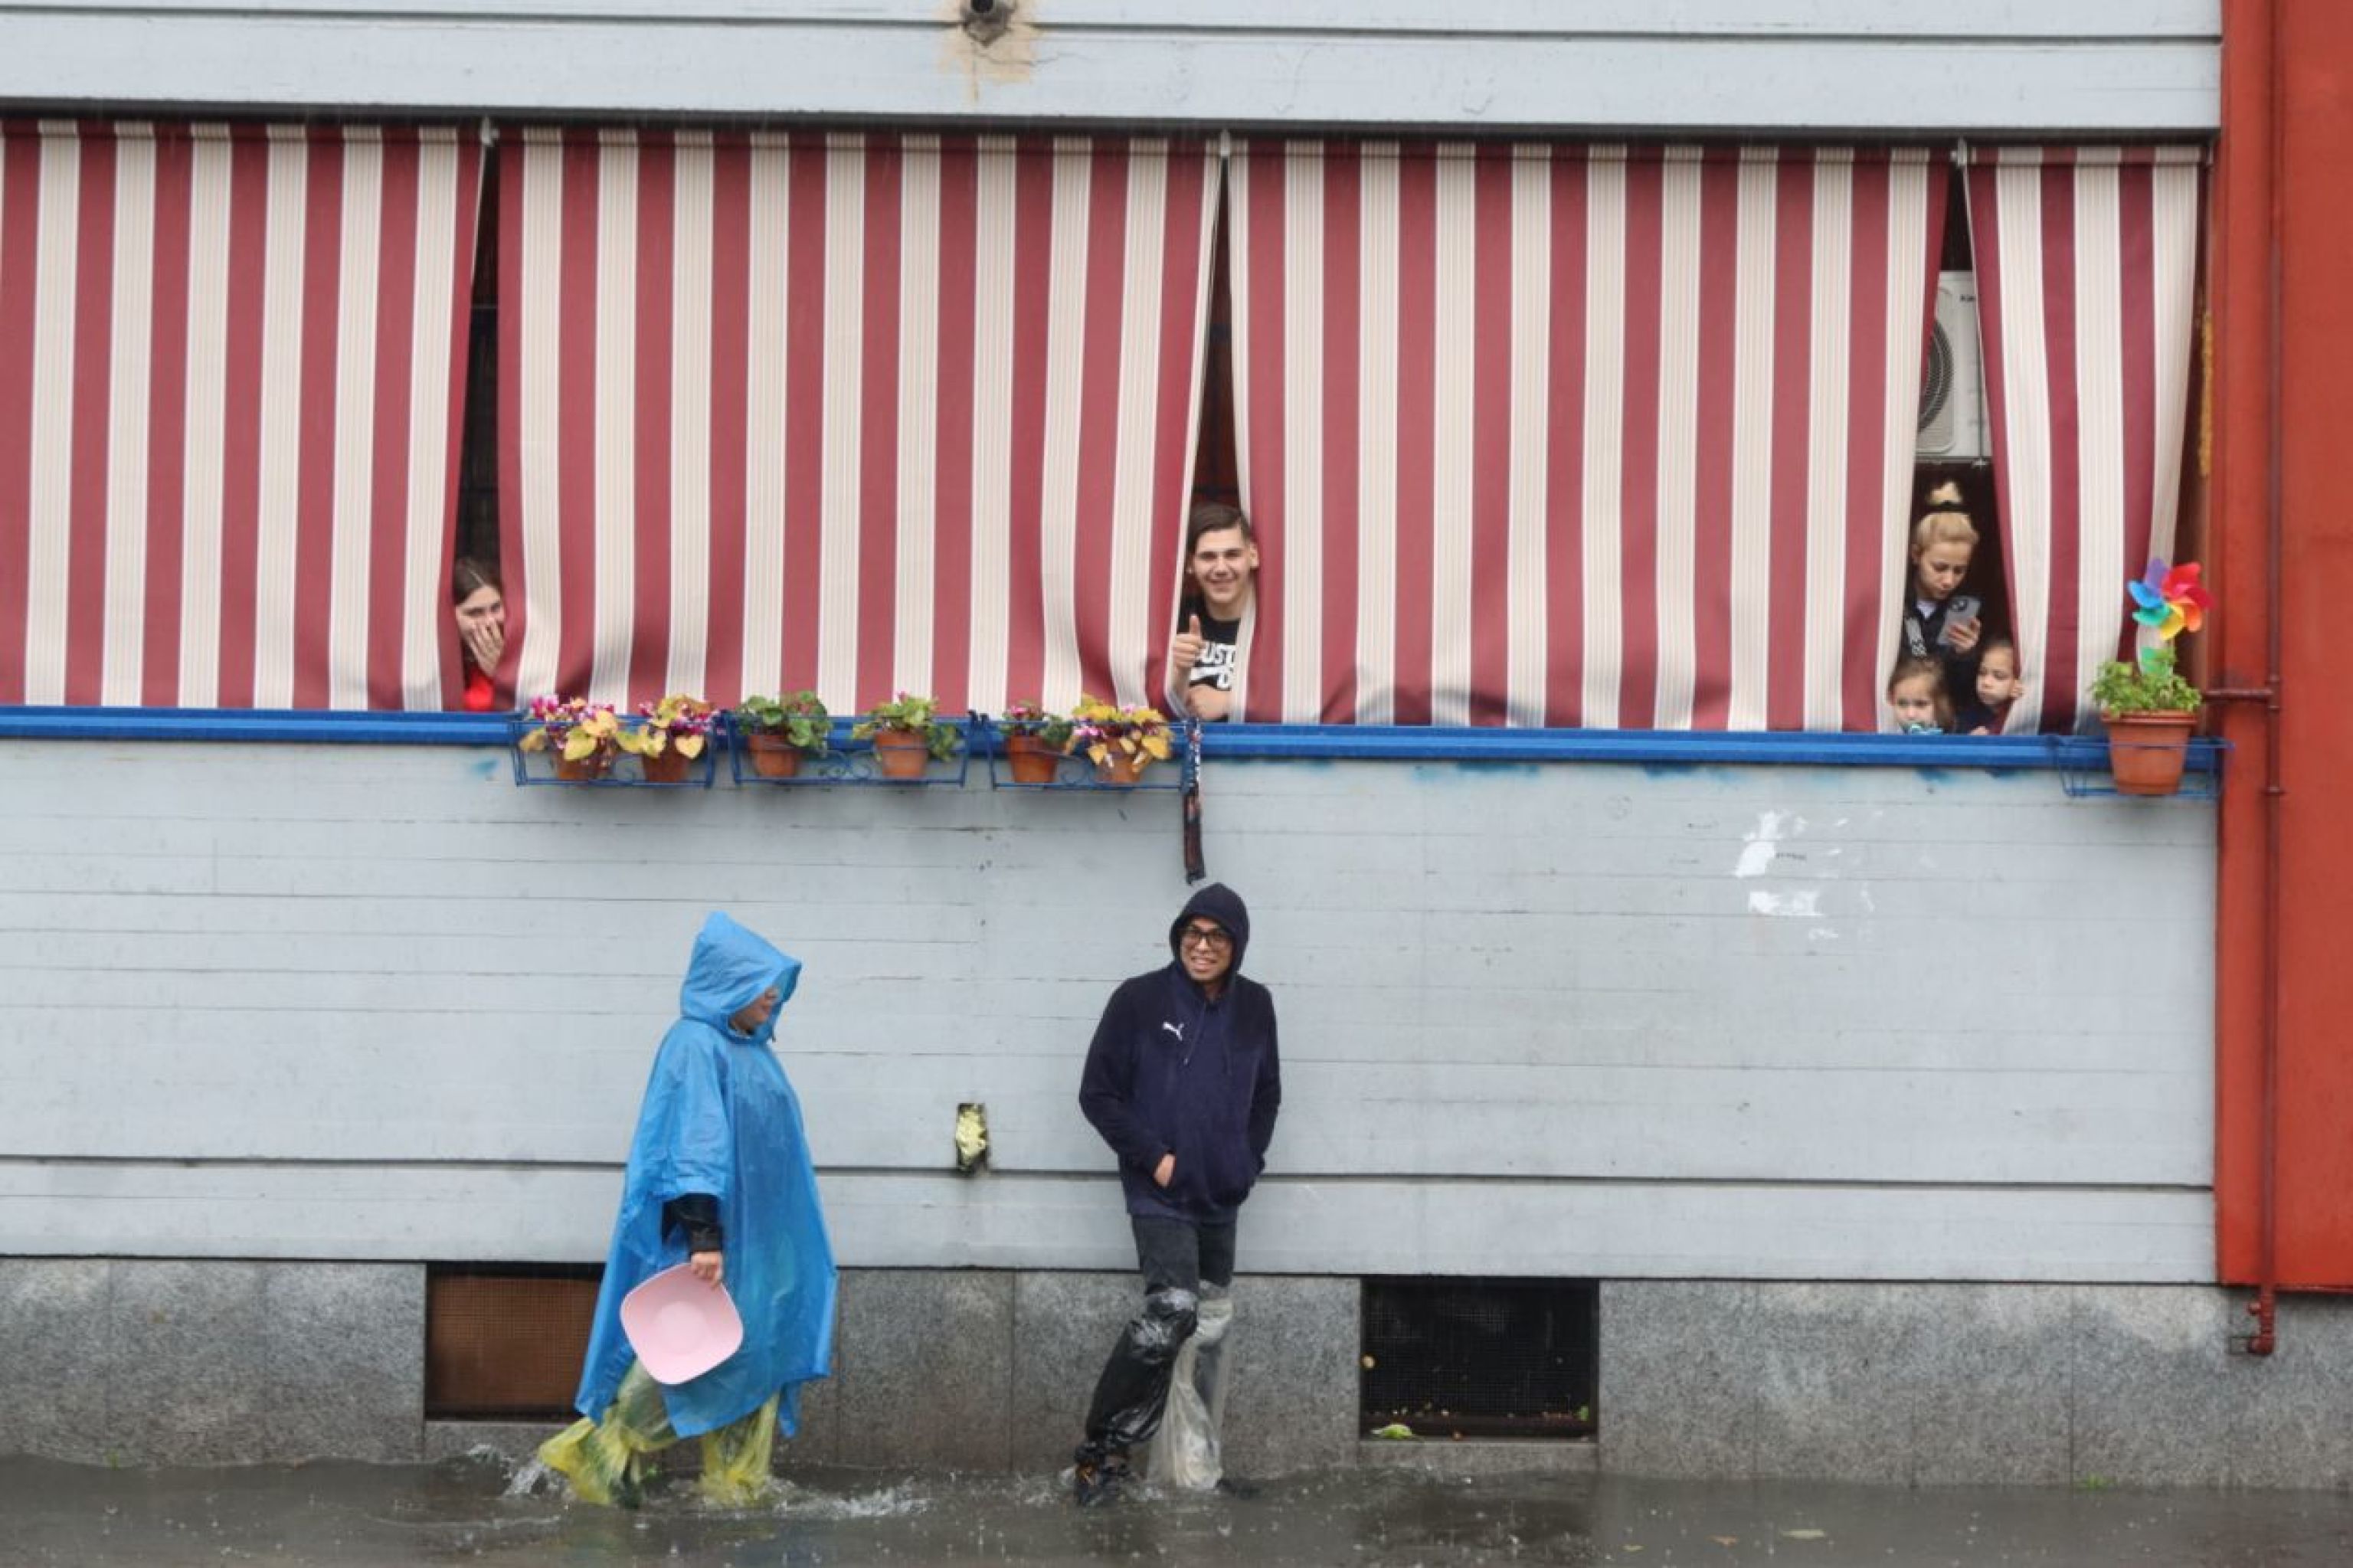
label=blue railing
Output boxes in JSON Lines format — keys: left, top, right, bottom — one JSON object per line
{"left": 0, "top": 704, "right": 2229, "bottom": 779}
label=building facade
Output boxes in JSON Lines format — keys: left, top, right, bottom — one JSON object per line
{"left": 8, "top": 1, "right": 2353, "bottom": 1488}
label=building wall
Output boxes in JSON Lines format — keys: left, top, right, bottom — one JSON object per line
{"left": 0, "top": 738, "right": 2215, "bottom": 1282}
{"left": 0, "top": 2, "right": 2219, "bottom": 133}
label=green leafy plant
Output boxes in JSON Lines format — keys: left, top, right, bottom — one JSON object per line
{"left": 735, "top": 690, "right": 832, "bottom": 756}
{"left": 851, "top": 691, "right": 963, "bottom": 761}
{"left": 2090, "top": 646, "right": 2201, "bottom": 716}
{"left": 997, "top": 699, "right": 1075, "bottom": 750}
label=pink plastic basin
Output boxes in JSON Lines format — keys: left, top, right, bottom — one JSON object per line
{"left": 619, "top": 1263, "right": 745, "bottom": 1385}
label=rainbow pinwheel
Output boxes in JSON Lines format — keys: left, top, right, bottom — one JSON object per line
{"left": 2128, "top": 558, "right": 2211, "bottom": 643}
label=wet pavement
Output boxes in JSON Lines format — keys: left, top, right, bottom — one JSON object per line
{"left": 3, "top": 1452, "right": 2351, "bottom": 1566}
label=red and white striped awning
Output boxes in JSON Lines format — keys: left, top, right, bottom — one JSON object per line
{"left": 1965, "top": 146, "right": 2203, "bottom": 733}
{"left": 497, "top": 129, "right": 1219, "bottom": 715}
{"left": 0, "top": 122, "right": 485, "bottom": 709}
{"left": 1226, "top": 142, "right": 1948, "bottom": 730}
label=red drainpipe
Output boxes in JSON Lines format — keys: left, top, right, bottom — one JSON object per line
{"left": 2204, "top": 0, "right": 2288, "bottom": 1356}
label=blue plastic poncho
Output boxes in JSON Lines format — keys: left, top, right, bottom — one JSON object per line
{"left": 573, "top": 912, "right": 838, "bottom": 1439}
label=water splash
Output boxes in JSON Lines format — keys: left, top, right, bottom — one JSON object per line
{"left": 773, "top": 1479, "right": 934, "bottom": 1520}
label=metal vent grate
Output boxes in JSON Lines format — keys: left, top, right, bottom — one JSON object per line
{"left": 1360, "top": 1278, "right": 1597, "bottom": 1439}
{"left": 425, "top": 1264, "right": 603, "bottom": 1420}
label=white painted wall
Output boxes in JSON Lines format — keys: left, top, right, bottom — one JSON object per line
{"left": 0, "top": 740, "right": 2216, "bottom": 1281}
{"left": 0, "top": 2, "right": 2218, "bottom": 132}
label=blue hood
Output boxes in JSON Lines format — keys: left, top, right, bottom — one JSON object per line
{"left": 680, "top": 911, "right": 802, "bottom": 1044}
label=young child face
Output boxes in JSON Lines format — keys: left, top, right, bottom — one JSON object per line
{"left": 1890, "top": 675, "right": 1942, "bottom": 732}
{"left": 1975, "top": 649, "right": 2022, "bottom": 710}
{"left": 1912, "top": 539, "right": 1972, "bottom": 602}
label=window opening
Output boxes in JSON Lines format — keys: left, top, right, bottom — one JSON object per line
{"left": 1190, "top": 197, "right": 1239, "bottom": 510}
{"left": 454, "top": 155, "right": 501, "bottom": 568}
{"left": 1905, "top": 170, "right": 2011, "bottom": 731}
{"left": 424, "top": 1262, "right": 600, "bottom": 1420}
{"left": 1360, "top": 1278, "right": 1597, "bottom": 1439}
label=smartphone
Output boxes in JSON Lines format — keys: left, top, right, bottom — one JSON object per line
{"left": 1940, "top": 594, "right": 1982, "bottom": 644}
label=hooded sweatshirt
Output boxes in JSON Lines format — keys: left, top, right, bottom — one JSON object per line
{"left": 1078, "top": 884, "right": 1282, "bottom": 1223}
{"left": 572, "top": 912, "right": 839, "bottom": 1438}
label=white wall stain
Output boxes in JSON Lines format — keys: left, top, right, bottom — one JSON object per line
{"left": 1735, "top": 810, "right": 1788, "bottom": 878}
{"left": 1747, "top": 889, "right": 1822, "bottom": 918}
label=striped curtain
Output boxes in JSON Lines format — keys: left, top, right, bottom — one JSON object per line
{"left": 1964, "top": 147, "right": 2203, "bottom": 734}
{"left": 0, "top": 122, "right": 485, "bottom": 709}
{"left": 1227, "top": 142, "right": 1947, "bottom": 731}
{"left": 498, "top": 129, "right": 1219, "bottom": 714}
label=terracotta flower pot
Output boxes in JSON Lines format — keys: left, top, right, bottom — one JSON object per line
{"left": 745, "top": 732, "right": 804, "bottom": 780}
{"left": 1004, "top": 733, "right": 1061, "bottom": 784}
{"left": 553, "top": 747, "right": 614, "bottom": 783}
{"left": 1093, "top": 748, "right": 1148, "bottom": 787}
{"left": 872, "top": 730, "right": 931, "bottom": 780}
{"left": 640, "top": 747, "right": 692, "bottom": 784}
{"left": 2103, "top": 709, "right": 2195, "bottom": 797}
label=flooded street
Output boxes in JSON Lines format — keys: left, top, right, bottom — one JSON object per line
{"left": 4, "top": 1452, "right": 2351, "bottom": 1566}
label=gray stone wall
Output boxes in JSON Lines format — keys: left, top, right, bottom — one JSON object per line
{"left": 1601, "top": 1281, "right": 2353, "bottom": 1489}
{"left": 12, "top": 1259, "right": 2351, "bottom": 1490}
{"left": 0, "top": 1259, "right": 422, "bottom": 1466}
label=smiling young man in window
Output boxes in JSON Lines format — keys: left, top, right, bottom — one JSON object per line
{"left": 1166, "top": 502, "right": 1260, "bottom": 722}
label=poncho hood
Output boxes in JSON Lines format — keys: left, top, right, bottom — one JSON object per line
{"left": 680, "top": 911, "right": 802, "bottom": 1044}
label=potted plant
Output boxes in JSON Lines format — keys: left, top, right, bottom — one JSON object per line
{"left": 997, "top": 700, "right": 1074, "bottom": 785}
{"left": 2089, "top": 646, "right": 2201, "bottom": 796}
{"left": 517, "top": 695, "right": 621, "bottom": 782}
{"left": 2090, "top": 558, "right": 2212, "bottom": 797}
{"left": 1067, "top": 695, "right": 1173, "bottom": 786}
{"left": 850, "top": 692, "right": 961, "bottom": 781}
{"left": 620, "top": 693, "right": 715, "bottom": 784}
{"left": 735, "top": 691, "right": 831, "bottom": 780}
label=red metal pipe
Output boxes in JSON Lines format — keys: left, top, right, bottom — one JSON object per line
{"left": 2244, "top": 0, "right": 2289, "bottom": 1358}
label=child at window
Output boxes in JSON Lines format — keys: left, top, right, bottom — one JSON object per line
{"left": 1900, "top": 482, "right": 1983, "bottom": 697}
{"left": 1887, "top": 656, "right": 1953, "bottom": 735}
{"left": 1957, "top": 637, "right": 2024, "bottom": 735}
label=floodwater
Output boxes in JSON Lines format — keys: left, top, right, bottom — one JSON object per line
{"left": 2, "top": 1451, "right": 2351, "bottom": 1566}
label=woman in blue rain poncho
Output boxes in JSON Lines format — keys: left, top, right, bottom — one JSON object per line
{"left": 540, "top": 912, "right": 837, "bottom": 1507}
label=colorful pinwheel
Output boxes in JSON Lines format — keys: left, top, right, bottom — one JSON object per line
{"left": 2128, "top": 558, "right": 2211, "bottom": 643}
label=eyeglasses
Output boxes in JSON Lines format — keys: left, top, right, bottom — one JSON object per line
{"left": 1179, "top": 925, "right": 1232, "bottom": 950}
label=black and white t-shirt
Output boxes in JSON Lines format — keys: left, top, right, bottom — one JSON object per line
{"left": 1186, "top": 612, "right": 1242, "bottom": 697}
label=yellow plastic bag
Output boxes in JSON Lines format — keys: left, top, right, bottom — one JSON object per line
{"left": 539, "top": 1360, "right": 778, "bottom": 1509}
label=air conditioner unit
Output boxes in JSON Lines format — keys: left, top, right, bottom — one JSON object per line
{"left": 1917, "top": 270, "right": 1987, "bottom": 460}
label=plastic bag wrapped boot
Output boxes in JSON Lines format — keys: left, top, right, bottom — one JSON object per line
{"left": 1149, "top": 1286, "right": 1232, "bottom": 1491}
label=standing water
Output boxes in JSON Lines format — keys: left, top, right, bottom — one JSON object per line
{"left": 3, "top": 1452, "right": 2352, "bottom": 1565}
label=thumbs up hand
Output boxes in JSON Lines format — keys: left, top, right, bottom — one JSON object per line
{"left": 1170, "top": 613, "right": 1206, "bottom": 673}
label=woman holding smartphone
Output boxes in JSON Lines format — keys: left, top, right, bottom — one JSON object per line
{"left": 1900, "top": 481, "right": 1985, "bottom": 697}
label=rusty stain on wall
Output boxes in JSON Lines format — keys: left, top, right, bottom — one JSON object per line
{"left": 941, "top": 0, "right": 1040, "bottom": 99}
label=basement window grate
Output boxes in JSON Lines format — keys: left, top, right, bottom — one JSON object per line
{"left": 1360, "top": 1277, "right": 1597, "bottom": 1439}
{"left": 424, "top": 1263, "right": 603, "bottom": 1421}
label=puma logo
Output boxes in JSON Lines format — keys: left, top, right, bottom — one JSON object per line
{"left": 1161, "top": 1021, "right": 1186, "bottom": 1042}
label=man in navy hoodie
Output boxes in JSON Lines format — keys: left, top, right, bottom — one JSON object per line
{"left": 1069, "top": 882, "right": 1281, "bottom": 1506}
